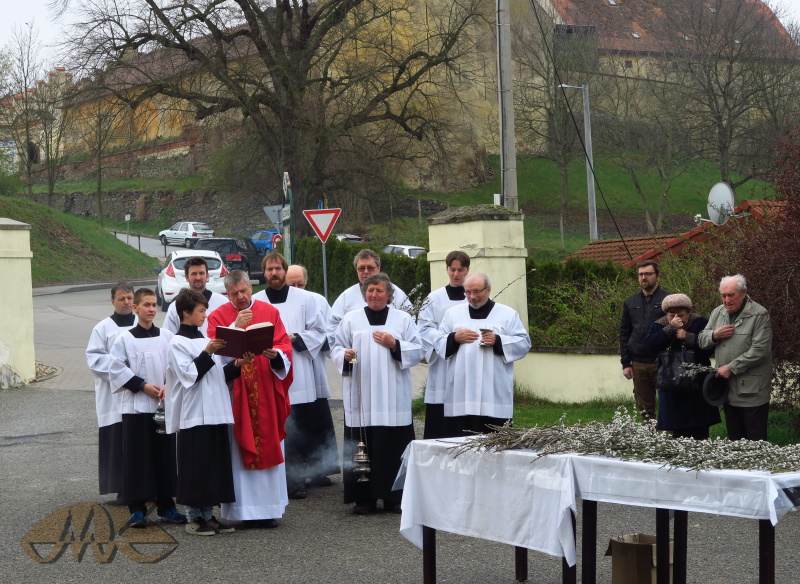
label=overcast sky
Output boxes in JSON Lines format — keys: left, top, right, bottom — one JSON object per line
{"left": 2, "top": 0, "right": 800, "bottom": 70}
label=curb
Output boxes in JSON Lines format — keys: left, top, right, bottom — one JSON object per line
{"left": 33, "top": 279, "right": 159, "bottom": 297}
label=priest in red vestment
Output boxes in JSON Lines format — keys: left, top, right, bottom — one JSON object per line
{"left": 207, "top": 270, "right": 293, "bottom": 527}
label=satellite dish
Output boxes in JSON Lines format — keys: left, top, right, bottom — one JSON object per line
{"left": 707, "top": 182, "right": 735, "bottom": 225}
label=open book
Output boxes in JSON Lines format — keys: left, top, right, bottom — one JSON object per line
{"left": 215, "top": 321, "right": 274, "bottom": 358}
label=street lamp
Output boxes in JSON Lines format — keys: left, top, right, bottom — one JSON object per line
{"left": 558, "top": 83, "right": 598, "bottom": 241}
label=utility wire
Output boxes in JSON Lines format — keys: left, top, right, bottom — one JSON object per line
{"left": 526, "top": 0, "right": 633, "bottom": 261}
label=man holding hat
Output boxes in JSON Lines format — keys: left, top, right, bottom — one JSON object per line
{"left": 698, "top": 274, "right": 773, "bottom": 441}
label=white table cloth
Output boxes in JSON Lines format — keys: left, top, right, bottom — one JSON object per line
{"left": 398, "top": 437, "right": 800, "bottom": 567}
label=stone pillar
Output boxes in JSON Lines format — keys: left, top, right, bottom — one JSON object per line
{"left": 0, "top": 218, "right": 35, "bottom": 388}
{"left": 427, "top": 205, "right": 528, "bottom": 327}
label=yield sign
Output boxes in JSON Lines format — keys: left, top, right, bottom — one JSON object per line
{"left": 303, "top": 208, "right": 341, "bottom": 243}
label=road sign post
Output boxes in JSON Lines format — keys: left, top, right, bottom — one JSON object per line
{"left": 303, "top": 208, "right": 342, "bottom": 301}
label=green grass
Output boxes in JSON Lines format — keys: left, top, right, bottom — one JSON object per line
{"left": 413, "top": 393, "right": 800, "bottom": 446}
{"left": 0, "top": 196, "right": 159, "bottom": 286}
{"left": 30, "top": 174, "right": 207, "bottom": 195}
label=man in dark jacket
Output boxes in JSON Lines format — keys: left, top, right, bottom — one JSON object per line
{"left": 619, "top": 260, "right": 670, "bottom": 420}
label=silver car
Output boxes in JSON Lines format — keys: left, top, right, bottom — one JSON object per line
{"left": 156, "top": 250, "right": 228, "bottom": 311}
{"left": 158, "top": 221, "right": 215, "bottom": 248}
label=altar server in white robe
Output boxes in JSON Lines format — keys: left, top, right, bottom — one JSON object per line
{"left": 167, "top": 288, "right": 254, "bottom": 536}
{"left": 86, "top": 282, "right": 137, "bottom": 496}
{"left": 331, "top": 272, "right": 423, "bottom": 515}
{"left": 109, "top": 288, "right": 184, "bottom": 528}
{"left": 287, "top": 264, "right": 340, "bottom": 488}
{"left": 254, "top": 254, "right": 338, "bottom": 499}
{"left": 417, "top": 250, "right": 470, "bottom": 439}
{"left": 328, "top": 249, "right": 410, "bottom": 344}
{"left": 434, "top": 273, "right": 531, "bottom": 437}
{"left": 163, "top": 255, "right": 228, "bottom": 335}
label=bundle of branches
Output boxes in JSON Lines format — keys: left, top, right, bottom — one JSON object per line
{"left": 449, "top": 408, "right": 800, "bottom": 474}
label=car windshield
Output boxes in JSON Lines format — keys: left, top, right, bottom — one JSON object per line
{"left": 173, "top": 257, "right": 222, "bottom": 271}
{"left": 195, "top": 241, "right": 232, "bottom": 252}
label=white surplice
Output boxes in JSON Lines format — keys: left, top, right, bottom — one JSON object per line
{"left": 307, "top": 290, "right": 333, "bottom": 399}
{"left": 434, "top": 302, "right": 531, "bottom": 419}
{"left": 109, "top": 329, "right": 174, "bottom": 414}
{"left": 327, "top": 282, "right": 410, "bottom": 344}
{"left": 162, "top": 291, "right": 228, "bottom": 335}
{"left": 417, "top": 287, "right": 467, "bottom": 405}
{"left": 253, "top": 287, "right": 326, "bottom": 405}
{"left": 331, "top": 308, "right": 423, "bottom": 427}
{"left": 86, "top": 315, "right": 137, "bottom": 427}
{"left": 165, "top": 335, "right": 234, "bottom": 434}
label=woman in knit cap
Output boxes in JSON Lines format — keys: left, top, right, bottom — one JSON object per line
{"left": 644, "top": 293, "right": 721, "bottom": 439}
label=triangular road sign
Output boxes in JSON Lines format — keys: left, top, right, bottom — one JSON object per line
{"left": 303, "top": 208, "right": 342, "bottom": 243}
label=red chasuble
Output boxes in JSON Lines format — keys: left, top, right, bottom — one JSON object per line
{"left": 208, "top": 300, "right": 293, "bottom": 470}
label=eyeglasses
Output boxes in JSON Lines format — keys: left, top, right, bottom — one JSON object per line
{"left": 464, "top": 287, "right": 487, "bottom": 296}
{"left": 638, "top": 272, "right": 657, "bottom": 277}
{"left": 357, "top": 265, "right": 378, "bottom": 273}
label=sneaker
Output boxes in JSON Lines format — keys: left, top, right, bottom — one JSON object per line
{"left": 207, "top": 516, "right": 235, "bottom": 533}
{"left": 127, "top": 511, "right": 148, "bottom": 528}
{"left": 185, "top": 518, "right": 215, "bottom": 536}
{"left": 158, "top": 507, "right": 187, "bottom": 524}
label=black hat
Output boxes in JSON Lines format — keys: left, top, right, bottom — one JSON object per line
{"left": 703, "top": 372, "right": 729, "bottom": 406}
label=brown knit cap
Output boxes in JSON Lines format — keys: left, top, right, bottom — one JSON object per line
{"left": 661, "top": 293, "right": 692, "bottom": 312}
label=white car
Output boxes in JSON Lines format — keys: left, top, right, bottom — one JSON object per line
{"left": 158, "top": 221, "right": 215, "bottom": 248}
{"left": 156, "top": 250, "right": 228, "bottom": 311}
{"left": 382, "top": 244, "right": 427, "bottom": 258}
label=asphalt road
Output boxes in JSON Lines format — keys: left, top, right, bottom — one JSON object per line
{"left": 4, "top": 284, "right": 800, "bottom": 581}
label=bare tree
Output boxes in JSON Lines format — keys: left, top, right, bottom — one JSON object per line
{"left": 512, "top": 2, "right": 581, "bottom": 251}
{"left": 7, "top": 24, "right": 44, "bottom": 195}
{"left": 35, "top": 68, "right": 73, "bottom": 203}
{"left": 64, "top": 0, "right": 483, "bottom": 229}
{"left": 657, "top": 0, "right": 800, "bottom": 188}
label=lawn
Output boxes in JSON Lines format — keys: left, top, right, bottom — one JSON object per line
{"left": 0, "top": 197, "right": 157, "bottom": 286}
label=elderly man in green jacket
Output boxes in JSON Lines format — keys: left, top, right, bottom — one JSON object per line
{"left": 698, "top": 274, "right": 773, "bottom": 441}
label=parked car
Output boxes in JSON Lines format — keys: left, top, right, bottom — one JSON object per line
{"left": 156, "top": 250, "right": 228, "bottom": 312}
{"left": 336, "top": 233, "right": 365, "bottom": 244}
{"left": 194, "top": 237, "right": 266, "bottom": 283}
{"left": 382, "top": 244, "right": 427, "bottom": 258}
{"left": 158, "top": 221, "right": 215, "bottom": 248}
{"left": 250, "top": 229, "right": 281, "bottom": 253}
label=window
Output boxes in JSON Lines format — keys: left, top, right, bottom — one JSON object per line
{"left": 624, "top": 60, "right": 633, "bottom": 69}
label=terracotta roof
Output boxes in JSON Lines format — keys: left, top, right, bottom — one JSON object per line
{"left": 568, "top": 199, "right": 786, "bottom": 267}
{"left": 547, "top": 0, "right": 797, "bottom": 58}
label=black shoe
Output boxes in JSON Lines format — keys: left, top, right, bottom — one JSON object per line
{"left": 185, "top": 518, "right": 215, "bottom": 536}
{"left": 353, "top": 500, "right": 377, "bottom": 515}
{"left": 310, "top": 476, "right": 333, "bottom": 487}
{"left": 207, "top": 516, "right": 235, "bottom": 533}
{"left": 385, "top": 502, "right": 403, "bottom": 514}
{"left": 243, "top": 519, "right": 279, "bottom": 529}
{"left": 289, "top": 487, "right": 308, "bottom": 499}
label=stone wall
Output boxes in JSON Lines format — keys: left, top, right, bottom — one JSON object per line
{"left": 24, "top": 189, "right": 272, "bottom": 237}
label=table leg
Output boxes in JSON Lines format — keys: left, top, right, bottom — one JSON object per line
{"left": 758, "top": 519, "right": 775, "bottom": 584}
{"left": 581, "top": 499, "right": 597, "bottom": 584}
{"left": 515, "top": 546, "right": 528, "bottom": 582}
{"left": 581, "top": 500, "right": 597, "bottom": 584}
{"left": 562, "top": 510, "right": 577, "bottom": 584}
{"left": 423, "top": 526, "right": 436, "bottom": 584}
{"left": 656, "top": 508, "right": 671, "bottom": 584}
{"left": 673, "top": 510, "right": 688, "bottom": 584}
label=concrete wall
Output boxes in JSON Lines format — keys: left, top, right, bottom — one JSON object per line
{"left": 0, "top": 219, "right": 35, "bottom": 388}
{"left": 514, "top": 348, "right": 631, "bottom": 403}
{"left": 428, "top": 206, "right": 528, "bottom": 326}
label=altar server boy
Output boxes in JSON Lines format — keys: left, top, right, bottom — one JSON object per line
{"left": 109, "top": 288, "right": 185, "bottom": 528}
{"left": 167, "top": 289, "right": 253, "bottom": 536}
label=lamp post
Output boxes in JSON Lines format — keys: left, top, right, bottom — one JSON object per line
{"left": 558, "top": 83, "right": 598, "bottom": 241}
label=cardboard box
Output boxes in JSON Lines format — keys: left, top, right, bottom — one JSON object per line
{"left": 605, "top": 533, "right": 673, "bottom": 584}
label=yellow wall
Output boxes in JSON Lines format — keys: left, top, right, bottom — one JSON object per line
{"left": 0, "top": 219, "right": 35, "bottom": 388}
